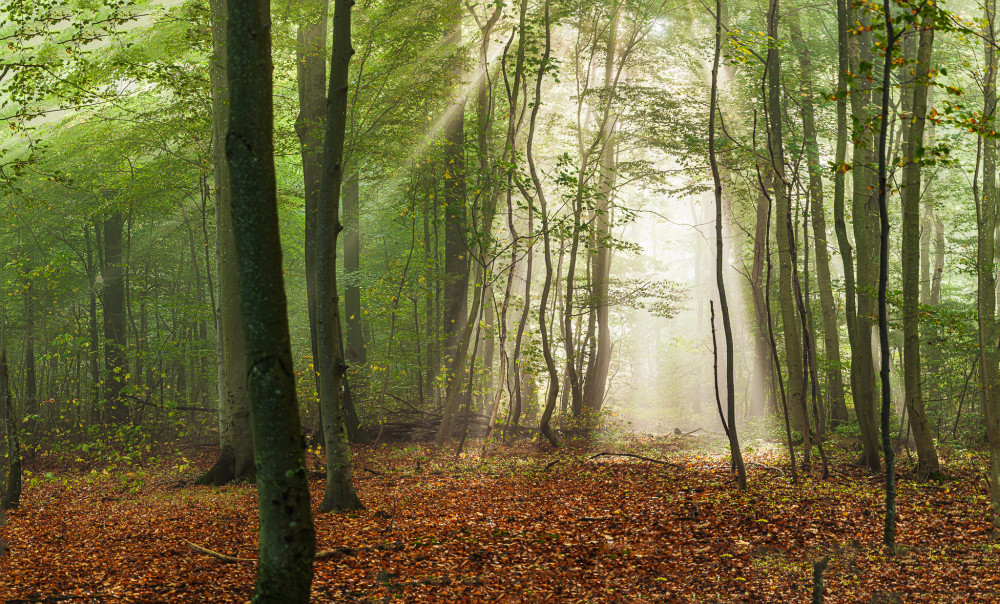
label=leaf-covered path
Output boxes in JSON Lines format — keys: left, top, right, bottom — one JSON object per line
{"left": 1, "top": 441, "right": 997, "bottom": 602}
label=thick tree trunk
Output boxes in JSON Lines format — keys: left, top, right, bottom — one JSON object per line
{"left": 316, "top": 0, "right": 363, "bottom": 512}
{"left": 899, "top": 14, "right": 940, "bottom": 479}
{"left": 226, "top": 0, "right": 317, "bottom": 594}
{"left": 847, "top": 4, "right": 882, "bottom": 473}
{"left": 199, "top": 0, "right": 254, "bottom": 486}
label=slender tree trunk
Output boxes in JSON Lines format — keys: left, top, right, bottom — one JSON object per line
{"left": 584, "top": 6, "right": 620, "bottom": 417}
{"left": 789, "top": 17, "right": 848, "bottom": 425}
{"left": 316, "top": 0, "right": 363, "bottom": 512}
{"left": 876, "top": 1, "right": 897, "bottom": 553}
{"left": 709, "top": 0, "right": 746, "bottom": 490}
{"left": 525, "top": 0, "right": 558, "bottom": 447}
{"left": 979, "top": 0, "right": 1000, "bottom": 540}
{"left": 24, "top": 285, "right": 36, "bottom": 418}
{"left": 340, "top": 171, "right": 366, "bottom": 440}
{"left": 295, "top": 0, "right": 328, "bottom": 437}
{"left": 102, "top": 210, "right": 128, "bottom": 424}
{"left": 1, "top": 351, "right": 20, "bottom": 510}
{"left": 765, "top": 0, "right": 805, "bottom": 432}
{"left": 85, "top": 224, "right": 101, "bottom": 420}
{"left": 441, "top": 3, "right": 470, "bottom": 386}
{"left": 899, "top": 12, "right": 940, "bottom": 479}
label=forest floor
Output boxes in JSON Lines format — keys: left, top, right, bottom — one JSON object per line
{"left": 1, "top": 433, "right": 998, "bottom": 603}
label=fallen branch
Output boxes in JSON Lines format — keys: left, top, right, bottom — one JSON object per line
{"left": 186, "top": 540, "right": 405, "bottom": 563}
{"left": 316, "top": 541, "right": 404, "bottom": 560}
{"left": 184, "top": 540, "right": 254, "bottom": 563}
{"left": 589, "top": 452, "right": 682, "bottom": 469}
{"left": 747, "top": 461, "right": 783, "bottom": 473}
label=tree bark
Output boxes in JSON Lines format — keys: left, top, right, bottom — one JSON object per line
{"left": 765, "top": 0, "right": 805, "bottom": 432}
{"left": 584, "top": 6, "right": 619, "bottom": 417}
{"left": 789, "top": 17, "right": 848, "bottom": 425}
{"left": 225, "top": 0, "right": 317, "bottom": 597}
{"left": 295, "top": 0, "right": 328, "bottom": 437}
{"left": 899, "top": 12, "right": 940, "bottom": 479}
{"left": 316, "top": 0, "right": 363, "bottom": 512}
{"left": 847, "top": 2, "right": 882, "bottom": 473}
{"left": 979, "top": 0, "right": 1000, "bottom": 541}
{"left": 199, "top": 0, "right": 254, "bottom": 486}
{"left": 709, "top": 0, "right": 746, "bottom": 490}
{"left": 101, "top": 209, "right": 128, "bottom": 424}
{"left": 1, "top": 351, "right": 20, "bottom": 510}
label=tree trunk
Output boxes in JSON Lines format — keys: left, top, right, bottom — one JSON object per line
{"left": 766, "top": 0, "right": 805, "bottom": 432}
{"left": 1, "top": 351, "right": 20, "bottom": 510}
{"left": 198, "top": 0, "right": 254, "bottom": 486}
{"left": 899, "top": 13, "right": 940, "bottom": 479}
{"left": 709, "top": 0, "right": 746, "bottom": 490}
{"left": 847, "top": 2, "right": 882, "bottom": 473}
{"left": 876, "top": 1, "right": 897, "bottom": 552}
{"left": 789, "top": 17, "right": 848, "bottom": 425}
{"left": 979, "top": 0, "right": 1000, "bottom": 541}
{"left": 295, "top": 0, "right": 327, "bottom": 437}
{"left": 525, "top": 0, "right": 558, "bottom": 447}
{"left": 441, "top": 6, "right": 470, "bottom": 382}
{"left": 24, "top": 285, "right": 36, "bottom": 418}
{"left": 226, "top": 0, "right": 317, "bottom": 597}
{"left": 102, "top": 209, "right": 128, "bottom": 424}
{"left": 316, "top": 0, "right": 363, "bottom": 512}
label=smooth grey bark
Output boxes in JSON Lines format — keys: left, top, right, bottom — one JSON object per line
{"left": 750, "top": 184, "right": 774, "bottom": 416}
{"left": 101, "top": 210, "right": 128, "bottom": 423}
{"left": 316, "top": 0, "right": 363, "bottom": 511}
{"left": 85, "top": 224, "right": 101, "bottom": 418}
{"left": 199, "top": 0, "right": 254, "bottom": 486}
{"left": 846, "top": 2, "right": 882, "bottom": 473}
{"left": 225, "top": 0, "right": 316, "bottom": 598}
{"left": 899, "top": 13, "right": 940, "bottom": 480}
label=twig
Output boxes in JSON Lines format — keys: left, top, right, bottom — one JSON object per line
{"left": 184, "top": 540, "right": 254, "bottom": 563}
{"left": 589, "top": 452, "right": 682, "bottom": 468}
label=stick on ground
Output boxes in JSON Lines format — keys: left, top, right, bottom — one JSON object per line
{"left": 589, "top": 452, "right": 682, "bottom": 468}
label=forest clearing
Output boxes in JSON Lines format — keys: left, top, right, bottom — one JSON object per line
{"left": 2, "top": 438, "right": 998, "bottom": 603}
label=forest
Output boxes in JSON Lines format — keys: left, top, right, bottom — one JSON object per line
{"left": 1, "top": 0, "right": 1000, "bottom": 601}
